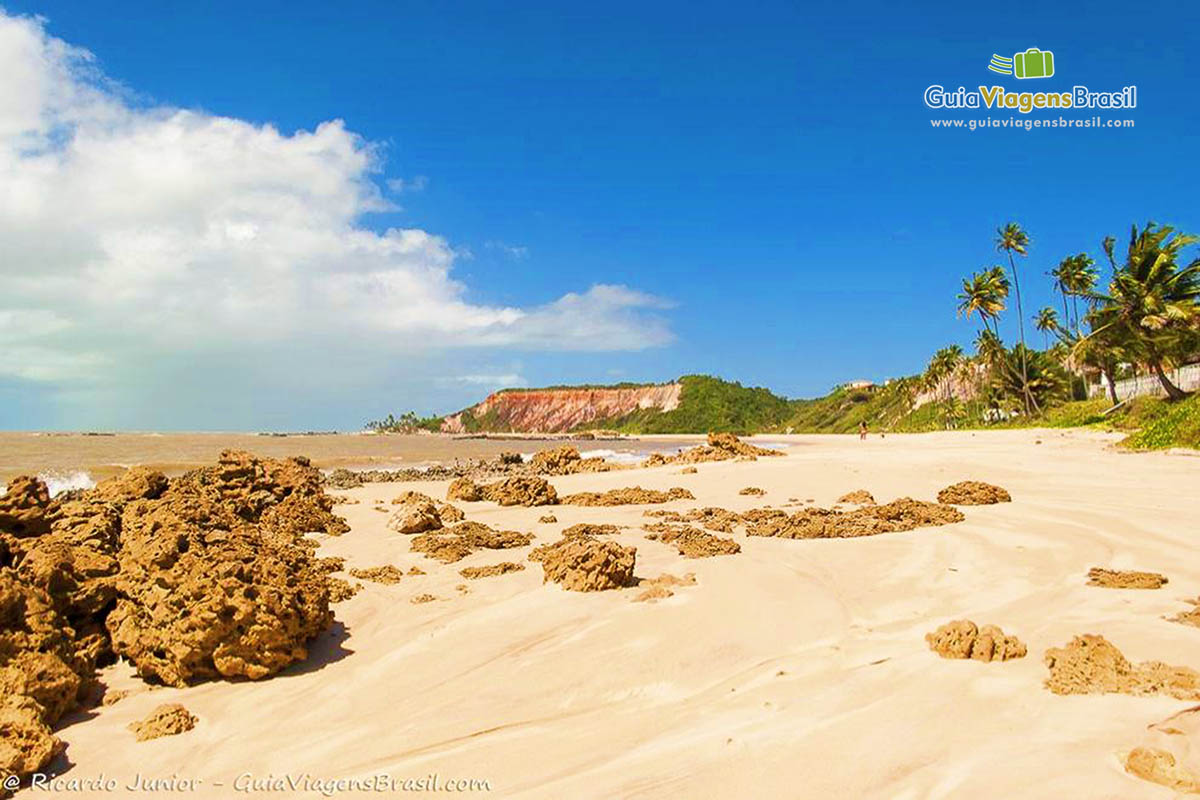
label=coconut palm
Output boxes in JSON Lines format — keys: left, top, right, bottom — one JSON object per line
{"left": 957, "top": 266, "right": 1009, "bottom": 335}
{"left": 974, "top": 329, "right": 1005, "bottom": 365}
{"left": 991, "top": 344, "right": 1069, "bottom": 410}
{"left": 1085, "top": 222, "right": 1200, "bottom": 401}
{"left": 924, "top": 345, "right": 965, "bottom": 402}
{"left": 1072, "top": 311, "right": 1125, "bottom": 405}
{"left": 996, "top": 222, "right": 1035, "bottom": 413}
{"left": 1034, "top": 307, "right": 1059, "bottom": 348}
{"left": 942, "top": 397, "right": 968, "bottom": 429}
{"left": 1051, "top": 253, "right": 1100, "bottom": 334}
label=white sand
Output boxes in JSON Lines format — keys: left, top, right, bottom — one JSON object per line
{"left": 41, "top": 429, "right": 1200, "bottom": 799}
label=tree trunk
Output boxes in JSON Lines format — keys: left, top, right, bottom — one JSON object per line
{"left": 1007, "top": 252, "right": 1033, "bottom": 415}
{"left": 1102, "top": 366, "right": 1119, "bottom": 405}
{"left": 1150, "top": 360, "right": 1190, "bottom": 401}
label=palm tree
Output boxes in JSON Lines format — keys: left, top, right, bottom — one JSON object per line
{"left": 996, "top": 222, "right": 1036, "bottom": 413}
{"left": 924, "top": 345, "right": 965, "bottom": 402}
{"left": 991, "top": 345, "right": 1069, "bottom": 410}
{"left": 1034, "top": 307, "right": 1059, "bottom": 348}
{"left": 957, "top": 266, "right": 1010, "bottom": 335}
{"left": 942, "top": 397, "right": 968, "bottom": 429}
{"left": 1051, "top": 253, "right": 1100, "bottom": 334}
{"left": 1072, "top": 311, "right": 1124, "bottom": 405}
{"left": 974, "top": 329, "right": 1005, "bottom": 365}
{"left": 1086, "top": 222, "right": 1200, "bottom": 401}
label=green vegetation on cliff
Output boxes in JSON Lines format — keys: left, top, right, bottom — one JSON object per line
{"left": 579, "top": 375, "right": 793, "bottom": 435}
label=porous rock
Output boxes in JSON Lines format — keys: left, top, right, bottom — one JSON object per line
{"left": 925, "top": 620, "right": 1026, "bottom": 662}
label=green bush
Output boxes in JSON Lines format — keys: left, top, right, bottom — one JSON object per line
{"left": 1120, "top": 394, "right": 1200, "bottom": 449}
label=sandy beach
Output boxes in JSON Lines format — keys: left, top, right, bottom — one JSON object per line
{"left": 27, "top": 429, "right": 1200, "bottom": 799}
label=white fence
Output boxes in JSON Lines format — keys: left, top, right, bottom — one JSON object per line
{"left": 1088, "top": 363, "right": 1200, "bottom": 401}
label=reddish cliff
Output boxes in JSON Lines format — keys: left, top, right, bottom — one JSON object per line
{"left": 441, "top": 384, "right": 682, "bottom": 433}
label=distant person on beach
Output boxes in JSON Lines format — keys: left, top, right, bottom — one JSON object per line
{"left": 859, "top": 422, "right": 868, "bottom": 441}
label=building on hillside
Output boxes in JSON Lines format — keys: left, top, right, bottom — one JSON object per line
{"left": 840, "top": 379, "right": 876, "bottom": 391}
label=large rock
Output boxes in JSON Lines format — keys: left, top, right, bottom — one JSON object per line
{"left": 106, "top": 452, "right": 340, "bottom": 686}
{"left": 0, "top": 476, "right": 52, "bottom": 538}
{"left": 0, "top": 452, "right": 346, "bottom": 789}
{"left": 530, "top": 536, "right": 636, "bottom": 591}
{"left": 529, "top": 446, "right": 613, "bottom": 476}
{"left": 1043, "top": 635, "right": 1200, "bottom": 699}
{"left": 481, "top": 476, "right": 558, "bottom": 507}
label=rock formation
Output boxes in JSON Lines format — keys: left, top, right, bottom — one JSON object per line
{"left": 446, "top": 477, "right": 484, "bottom": 502}
{"left": 644, "top": 433, "right": 784, "bottom": 466}
{"left": 925, "top": 620, "right": 1026, "bottom": 662}
{"left": 1087, "top": 567, "right": 1168, "bottom": 589}
{"left": 560, "top": 487, "right": 694, "bottom": 506}
{"left": 529, "top": 536, "right": 636, "bottom": 591}
{"left": 936, "top": 481, "right": 1012, "bottom": 505}
{"left": 459, "top": 562, "right": 525, "bottom": 579}
{"left": 561, "top": 523, "right": 620, "bottom": 538}
{"left": 743, "top": 498, "right": 964, "bottom": 539}
{"left": 529, "top": 446, "right": 615, "bottom": 475}
{"left": 0, "top": 451, "right": 347, "bottom": 788}
{"left": 739, "top": 487, "right": 766, "bottom": 496}
{"left": 644, "top": 524, "right": 741, "bottom": 558}
{"left": 837, "top": 490, "right": 875, "bottom": 505}
{"left": 410, "top": 521, "right": 533, "bottom": 563}
{"left": 481, "top": 476, "right": 559, "bottom": 507}
{"left": 440, "top": 384, "right": 683, "bottom": 433}
{"left": 1043, "top": 635, "right": 1200, "bottom": 699}
{"left": 348, "top": 565, "right": 405, "bottom": 584}
{"left": 386, "top": 492, "right": 464, "bottom": 534}
{"left": 448, "top": 476, "right": 558, "bottom": 507}
{"left": 1124, "top": 706, "right": 1200, "bottom": 793}
{"left": 128, "top": 704, "right": 197, "bottom": 742}
{"left": 633, "top": 572, "right": 696, "bottom": 603}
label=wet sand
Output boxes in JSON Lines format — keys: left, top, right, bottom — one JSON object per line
{"left": 35, "top": 429, "right": 1200, "bottom": 798}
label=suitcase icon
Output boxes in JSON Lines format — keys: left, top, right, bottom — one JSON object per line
{"left": 1013, "top": 48, "right": 1054, "bottom": 79}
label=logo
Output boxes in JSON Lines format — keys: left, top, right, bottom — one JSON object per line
{"left": 988, "top": 48, "right": 1055, "bottom": 79}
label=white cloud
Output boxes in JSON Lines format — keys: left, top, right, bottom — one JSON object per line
{"left": 386, "top": 175, "right": 427, "bottom": 193}
{"left": 0, "top": 11, "right": 672, "bottom": 417}
{"left": 451, "top": 373, "right": 527, "bottom": 387}
{"left": 485, "top": 240, "right": 529, "bottom": 260}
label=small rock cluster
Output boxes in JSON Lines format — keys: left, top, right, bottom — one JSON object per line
{"left": 925, "top": 620, "right": 1027, "bottom": 662}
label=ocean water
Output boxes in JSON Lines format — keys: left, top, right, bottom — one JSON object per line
{"left": 0, "top": 432, "right": 796, "bottom": 489}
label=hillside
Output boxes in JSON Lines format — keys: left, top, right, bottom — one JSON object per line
{"left": 439, "top": 375, "right": 793, "bottom": 435}
{"left": 440, "top": 382, "right": 683, "bottom": 433}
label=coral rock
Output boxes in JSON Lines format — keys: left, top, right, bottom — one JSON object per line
{"left": 348, "top": 566, "right": 404, "bottom": 584}
{"left": 1043, "top": 635, "right": 1200, "bottom": 699}
{"left": 446, "top": 478, "right": 484, "bottom": 502}
{"left": 645, "top": 525, "right": 741, "bottom": 558}
{"left": 1124, "top": 706, "right": 1200, "bottom": 793}
{"left": 836, "top": 490, "right": 875, "bottom": 505}
{"left": 530, "top": 537, "right": 636, "bottom": 592}
{"left": 561, "top": 487, "right": 693, "bottom": 506}
{"left": 459, "top": 562, "right": 525, "bottom": 579}
{"left": 411, "top": 521, "right": 533, "bottom": 563}
{"left": 481, "top": 476, "right": 558, "bottom": 507}
{"left": 128, "top": 703, "right": 197, "bottom": 742}
{"left": 936, "top": 481, "right": 1011, "bottom": 505}
{"left": 633, "top": 572, "right": 696, "bottom": 603}
{"left": 925, "top": 620, "right": 1026, "bottom": 662}
{"left": 529, "top": 446, "right": 613, "bottom": 476}
{"left": 1087, "top": 567, "right": 1167, "bottom": 589}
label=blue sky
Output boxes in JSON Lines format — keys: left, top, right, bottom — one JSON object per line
{"left": 1, "top": 0, "right": 1197, "bottom": 430}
